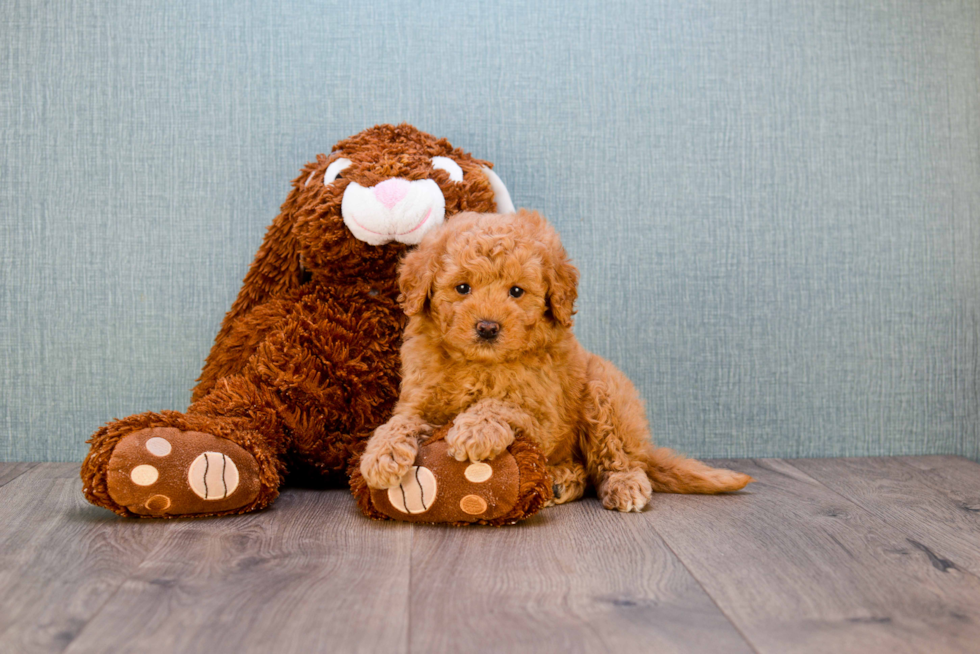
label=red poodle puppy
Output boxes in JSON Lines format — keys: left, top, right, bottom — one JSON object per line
{"left": 360, "top": 210, "right": 752, "bottom": 511}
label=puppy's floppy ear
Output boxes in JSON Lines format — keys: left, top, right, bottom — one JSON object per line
{"left": 398, "top": 226, "right": 449, "bottom": 316}
{"left": 546, "top": 251, "right": 579, "bottom": 328}
{"left": 527, "top": 211, "right": 578, "bottom": 328}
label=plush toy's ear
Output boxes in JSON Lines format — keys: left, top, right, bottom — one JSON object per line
{"left": 482, "top": 166, "right": 515, "bottom": 214}
{"left": 398, "top": 228, "right": 450, "bottom": 316}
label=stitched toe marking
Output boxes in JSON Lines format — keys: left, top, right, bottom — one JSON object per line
{"left": 188, "top": 452, "right": 240, "bottom": 500}
{"left": 387, "top": 466, "right": 438, "bottom": 514}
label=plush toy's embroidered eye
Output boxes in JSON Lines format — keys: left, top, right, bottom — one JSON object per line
{"left": 323, "top": 158, "right": 352, "bottom": 185}
{"left": 455, "top": 283, "right": 471, "bottom": 295}
{"left": 509, "top": 286, "right": 525, "bottom": 298}
{"left": 432, "top": 157, "right": 464, "bottom": 183}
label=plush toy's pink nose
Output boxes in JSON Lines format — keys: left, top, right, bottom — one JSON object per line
{"left": 373, "top": 178, "right": 410, "bottom": 210}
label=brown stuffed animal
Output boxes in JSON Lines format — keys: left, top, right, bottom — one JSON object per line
{"left": 81, "top": 124, "right": 550, "bottom": 521}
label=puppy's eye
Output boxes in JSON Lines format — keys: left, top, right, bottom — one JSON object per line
{"left": 455, "top": 283, "right": 471, "bottom": 295}
{"left": 509, "top": 286, "right": 525, "bottom": 298}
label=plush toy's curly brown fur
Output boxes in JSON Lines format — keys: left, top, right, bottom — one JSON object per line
{"left": 81, "top": 124, "right": 508, "bottom": 518}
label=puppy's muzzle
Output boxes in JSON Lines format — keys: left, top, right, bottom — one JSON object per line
{"left": 475, "top": 320, "right": 501, "bottom": 341}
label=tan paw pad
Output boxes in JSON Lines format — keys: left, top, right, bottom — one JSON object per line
{"left": 464, "top": 462, "right": 492, "bottom": 483}
{"left": 130, "top": 465, "right": 159, "bottom": 486}
{"left": 459, "top": 494, "right": 488, "bottom": 515}
{"left": 144, "top": 495, "right": 171, "bottom": 512}
{"left": 145, "top": 437, "right": 172, "bottom": 457}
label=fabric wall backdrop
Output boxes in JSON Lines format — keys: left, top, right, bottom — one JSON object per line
{"left": 2, "top": 0, "right": 978, "bottom": 462}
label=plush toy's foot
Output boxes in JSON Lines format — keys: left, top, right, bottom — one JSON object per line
{"left": 350, "top": 426, "right": 553, "bottom": 526}
{"left": 105, "top": 427, "right": 262, "bottom": 517}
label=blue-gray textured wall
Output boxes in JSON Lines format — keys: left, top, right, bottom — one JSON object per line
{"left": 2, "top": 1, "right": 978, "bottom": 462}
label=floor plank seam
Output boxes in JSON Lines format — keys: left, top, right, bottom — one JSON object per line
{"left": 780, "top": 459, "right": 980, "bottom": 586}
{"left": 407, "top": 524, "right": 414, "bottom": 654}
{"left": 0, "top": 462, "right": 39, "bottom": 489}
{"left": 648, "top": 509, "right": 763, "bottom": 654}
{"left": 60, "top": 570, "right": 135, "bottom": 654}
{"left": 60, "top": 517, "right": 182, "bottom": 654}
{"left": 893, "top": 456, "right": 980, "bottom": 499}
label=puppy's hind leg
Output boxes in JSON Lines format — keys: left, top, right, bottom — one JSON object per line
{"left": 581, "top": 355, "right": 752, "bottom": 507}
{"left": 580, "top": 356, "right": 653, "bottom": 512}
{"left": 545, "top": 461, "right": 587, "bottom": 506}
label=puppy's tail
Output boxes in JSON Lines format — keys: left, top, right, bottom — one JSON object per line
{"left": 637, "top": 444, "right": 754, "bottom": 494}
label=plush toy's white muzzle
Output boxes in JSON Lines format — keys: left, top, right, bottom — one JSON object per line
{"left": 342, "top": 178, "right": 446, "bottom": 246}
{"left": 334, "top": 161, "right": 514, "bottom": 246}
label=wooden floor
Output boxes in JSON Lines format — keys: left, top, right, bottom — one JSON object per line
{"left": 2, "top": 457, "right": 980, "bottom": 653}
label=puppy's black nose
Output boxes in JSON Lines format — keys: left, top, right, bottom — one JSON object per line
{"left": 476, "top": 320, "right": 500, "bottom": 340}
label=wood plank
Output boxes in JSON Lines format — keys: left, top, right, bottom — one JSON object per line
{"left": 0, "top": 462, "right": 38, "bottom": 488}
{"left": 791, "top": 456, "right": 980, "bottom": 577}
{"left": 649, "top": 458, "right": 980, "bottom": 654}
{"left": 64, "top": 488, "right": 412, "bottom": 654}
{"left": 896, "top": 455, "right": 980, "bottom": 500}
{"left": 0, "top": 463, "right": 172, "bottom": 654}
{"left": 408, "top": 498, "right": 754, "bottom": 654}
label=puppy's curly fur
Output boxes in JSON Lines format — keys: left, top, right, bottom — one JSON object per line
{"left": 361, "top": 210, "right": 753, "bottom": 512}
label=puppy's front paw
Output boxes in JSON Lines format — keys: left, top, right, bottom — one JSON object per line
{"left": 360, "top": 420, "right": 424, "bottom": 489}
{"left": 360, "top": 439, "right": 418, "bottom": 490}
{"left": 445, "top": 411, "right": 515, "bottom": 463}
{"left": 598, "top": 469, "right": 652, "bottom": 513}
